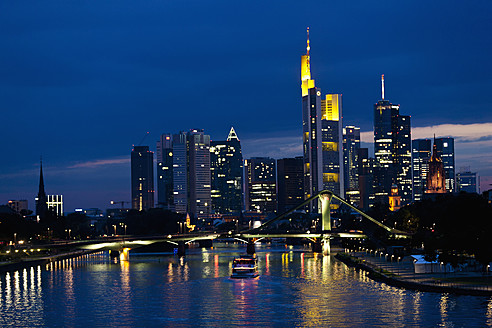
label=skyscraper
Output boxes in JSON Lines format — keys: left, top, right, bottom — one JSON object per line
{"left": 210, "top": 127, "right": 243, "bottom": 214}
{"left": 412, "top": 139, "right": 431, "bottom": 201}
{"left": 301, "top": 28, "right": 343, "bottom": 204}
{"left": 158, "top": 129, "right": 212, "bottom": 220}
{"left": 131, "top": 146, "right": 154, "bottom": 211}
{"left": 156, "top": 134, "right": 174, "bottom": 210}
{"left": 35, "top": 160, "right": 48, "bottom": 220}
{"left": 244, "top": 157, "right": 277, "bottom": 213}
{"left": 343, "top": 126, "right": 360, "bottom": 193}
{"left": 434, "top": 137, "right": 455, "bottom": 192}
{"left": 373, "top": 75, "right": 412, "bottom": 206}
{"left": 277, "top": 157, "right": 304, "bottom": 213}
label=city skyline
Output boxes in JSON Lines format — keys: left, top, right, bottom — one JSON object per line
{"left": 1, "top": 1, "right": 492, "bottom": 211}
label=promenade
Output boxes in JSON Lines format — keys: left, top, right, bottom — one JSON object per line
{"left": 340, "top": 250, "right": 492, "bottom": 295}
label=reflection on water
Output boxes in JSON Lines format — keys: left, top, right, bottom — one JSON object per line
{"left": 1, "top": 247, "right": 492, "bottom": 327}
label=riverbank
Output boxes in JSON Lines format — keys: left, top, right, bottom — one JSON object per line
{"left": 0, "top": 249, "right": 95, "bottom": 273}
{"left": 336, "top": 252, "right": 492, "bottom": 296}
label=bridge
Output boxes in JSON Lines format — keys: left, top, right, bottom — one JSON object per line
{"left": 37, "top": 190, "right": 410, "bottom": 259}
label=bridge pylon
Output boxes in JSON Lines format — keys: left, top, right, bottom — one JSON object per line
{"left": 319, "top": 192, "right": 332, "bottom": 256}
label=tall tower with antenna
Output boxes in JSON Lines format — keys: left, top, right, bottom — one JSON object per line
{"left": 301, "top": 28, "right": 344, "bottom": 207}
{"left": 373, "top": 75, "right": 412, "bottom": 206}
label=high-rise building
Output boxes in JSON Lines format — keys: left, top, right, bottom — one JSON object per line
{"left": 343, "top": 126, "right": 360, "bottom": 194}
{"left": 434, "top": 137, "right": 455, "bottom": 192}
{"left": 357, "top": 148, "right": 374, "bottom": 211}
{"left": 131, "top": 146, "right": 154, "bottom": 211}
{"left": 158, "top": 129, "right": 212, "bottom": 220}
{"left": 156, "top": 134, "right": 174, "bottom": 210}
{"left": 456, "top": 169, "right": 480, "bottom": 194}
{"left": 301, "top": 28, "right": 343, "bottom": 205}
{"left": 35, "top": 160, "right": 48, "bottom": 220}
{"left": 373, "top": 75, "right": 412, "bottom": 206}
{"left": 47, "top": 195, "right": 63, "bottom": 217}
{"left": 412, "top": 139, "right": 431, "bottom": 201}
{"left": 277, "top": 157, "right": 304, "bottom": 213}
{"left": 210, "top": 127, "right": 243, "bottom": 214}
{"left": 244, "top": 157, "right": 277, "bottom": 213}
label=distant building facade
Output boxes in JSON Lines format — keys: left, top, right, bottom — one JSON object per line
{"left": 244, "top": 157, "right": 277, "bottom": 213}
{"left": 277, "top": 157, "right": 304, "bottom": 213}
{"left": 131, "top": 146, "right": 154, "bottom": 211}
{"left": 7, "top": 200, "right": 28, "bottom": 215}
{"left": 425, "top": 139, "right": 446, "bottom": 194}
{"left": 210, "top": 127, "right": 243, "bottom": 214}
{"left": 156, "top": 134, "right": 174, "bottom": 210}
{"left": 456, "top": 169, "right": 480, "bottom": 194}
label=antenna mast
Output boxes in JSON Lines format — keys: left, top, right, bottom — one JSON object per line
{"left": 381, "top": 74, "right": 385, "bottom": 100}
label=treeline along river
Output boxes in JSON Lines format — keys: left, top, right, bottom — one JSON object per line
{"left": 1, "top": 243, "right": 491, "bottom": 327}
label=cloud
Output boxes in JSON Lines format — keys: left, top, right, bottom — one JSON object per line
{"left": 361, "top": 122, "right": 492, "bottom": 143}
{"left": 241, "top": 135, "right": 302, "bottom": 159}
{"left": 67, "top": 158, "right": 130, "bottom": 169}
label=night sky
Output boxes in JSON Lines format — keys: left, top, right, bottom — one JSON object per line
{"left": 1, "top": 1, "right": 491, "bottom": 212}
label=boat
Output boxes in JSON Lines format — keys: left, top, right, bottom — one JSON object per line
{"left": 230, "top": 255, "right": 259, "bottom": 279}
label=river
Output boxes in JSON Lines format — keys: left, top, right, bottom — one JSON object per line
{"left": 1, "top": 243, "right": 491, "bottom": 327}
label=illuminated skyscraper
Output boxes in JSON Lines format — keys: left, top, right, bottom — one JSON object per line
{"left": 412, "top": 139, "right": 432, "bottom": 201}
{"left": 434, "top": 137, "right": 455, "bottom": 192}
{"left": 301, "top": 28, "right": 343, "bottom": 204}
{"left": 244, "top": 157, "right": 276, "bottom": 213}
{"left": 210, "top": 127, "right": 243, "bottom": 214}
{"left": 157, "top": 129, "right": 212, "bottom": 220}
{"left": 131, "top": 146, "right": 154, "bottom": 211}
{"left": 373, "top": 75, "right": 411, "bottom": 206}
{"left": 47, "top": 195, "right": 64, "bottom": 217}
{"left": 343, "top": 126, "right": 360, "bottom": 193}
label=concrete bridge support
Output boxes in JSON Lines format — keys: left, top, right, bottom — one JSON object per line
{"left": 320, "top": 192, "right": 332, "bottom": 256}
{"left": 177, "top": 241, "right": 186, "bottom": 257}
{"left": 246, "top": 241, "right": 256, "bottom": 255}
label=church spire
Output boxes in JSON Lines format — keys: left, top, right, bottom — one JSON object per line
{"left": 36, "top": 158, "right": 48, "bottom": 219}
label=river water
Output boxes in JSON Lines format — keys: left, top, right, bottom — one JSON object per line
{"left": 1, "top": 243, "right": 491, "bottom": 327}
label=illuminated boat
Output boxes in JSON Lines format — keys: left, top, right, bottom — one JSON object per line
{"left": 230, "top": 255, "right": 259, "bottom": 279}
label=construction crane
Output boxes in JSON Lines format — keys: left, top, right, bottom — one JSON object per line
{"left": 110, "top": 200, "right": 131, "bottom": 209}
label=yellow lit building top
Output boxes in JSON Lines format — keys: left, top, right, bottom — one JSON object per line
{"left": 321, "top": 94, "right": 340, "bottom": 121}
{"left": 301, "top": 28, "right": 315, "bottom": 97}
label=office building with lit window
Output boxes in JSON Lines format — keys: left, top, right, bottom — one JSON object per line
{"left": 277, "top": 157, "right": 304, "bottom": 213}
{"left": 244, "top": 157, "right": 277, "bottom": 213}
{"left": 156, "top": 133, "right": 174, "bottom": 210}
{"left": 434, "top": 137, "right": 455, "bottom": 192}
{"left": 343, "top": 126, "right": 360, "bottom": 194}
{"left": 47, "top": 195, "right": 64, "bottom": 217}
{"left": 412, "top": 139, "right": 431, "bottom": 201}
{"left": 210, "top": 127, "right": 243, "bottom": 214}
{"left": 373, "top": 75, "right": 411, "bottom": 206}
{"left": 157, "top": 129, "right": 211, "bottom": 220}
{"left": 131, "top": 146, "right": 154, "bottom": 211}
{"left": 457, "top": 169, "right": 480, "bottom": 194}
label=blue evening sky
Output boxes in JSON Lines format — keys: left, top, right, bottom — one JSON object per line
{"left": 1, "top": 1, "right": 491, "bottom": 211}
